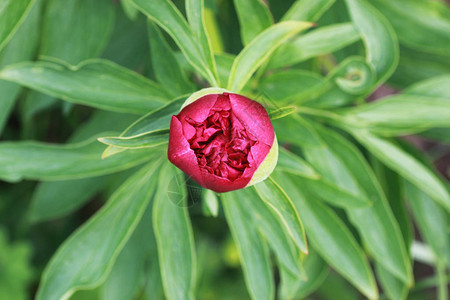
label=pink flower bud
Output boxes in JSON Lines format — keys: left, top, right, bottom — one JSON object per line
{"left": 168, "top": 88, "right": 278, "bottom": 193}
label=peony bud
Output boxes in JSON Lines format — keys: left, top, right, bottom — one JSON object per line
{"left": 168, "top": 88, "right": 278, "bottom": 193}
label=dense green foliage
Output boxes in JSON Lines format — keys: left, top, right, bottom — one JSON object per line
{"left": 0, "top": 0, "right": 449, "bottom": 299}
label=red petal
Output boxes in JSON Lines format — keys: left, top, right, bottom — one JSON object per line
{"left": 228, "top": 93, "right": 274, "bottom": 146}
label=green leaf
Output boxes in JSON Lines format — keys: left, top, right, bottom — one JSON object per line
{"left": 279, "top": 250, "right": 328, "bottom": 300}
{"left": 215, "top": 53, "right": 234, "bottom": 90}
{"left": 101, "top": 203, "right": 154, "bottom": 300}
{"left": 201, "top": 189, "right": 219, "bottom": 217}
{"left": 222, "top": 191, "right": 274, "bottom": 300}
{"left": 0, "top": 135, "right": 158, "bottom": 182}
{"left": 129, "top": 0, "right": 218, "bottom": 86}
{"left": 40, "top": 0, "right": 115, "bottom": 65}
{"left": 273, "top": 172, "right": 378, "bottom": 299}
{"left": 237, "top": 187, "right": 304, "bottom": 278}
{"left": 233, "top": 0, "right": 273, "bottom": 45}
{"left": 299, "top": 120, "right": 412, "bottom": 285}
{"left": 372, "top": 0, "right": 450, "bottom": 57}
{"left": 376, "top": 262, "right": 409, "bottom": 300}
{"left": 101, "top": 96, "right": 186, "bottom": 158}
{"left": 153, "top": 163, "right": 196, "bottom": 300}
{"left": 0, "top": 59, "right": 171, "bottom": 114}
{"left": 331, "top": 56, "right": 376, "bottom": 95}
{"left": 404, "top": 75, "right": 450, "bottom": 99}
{"left": 281, "top": 0, "right": 335, "bottom": 22}
{"left": 227, "top": 21, "right": 313, "bottom": 92}
{"left": 185, "top": 0, "right": 219, "bottom": 84}
{"left": 98, "top": 129, "right": 169, "bottom": 150}
{"left": 267, "top": 106, "right": 297, "bottom": 120}
{"left": 269, "top": 23, "right": 360, "bottom": 69}
{"left": 276, "top": 147, "right": 320, "bottom": 179}
{"left": 352, "top": 131, "right": 450, "bottom": 212}
{"left": 36, "top": 163, "right": 160, "bottom": 300}
{"left": 405, "top": 182, "right": 450, "bottom": 266}
{"left": 147, "top": 21, "right": 195, "bottom": 97}
{"left": 0, "top": 0, "right": 35, "bottom": 52}
{"left": 344, "top": 0, "right": 399, "bottom": 86}
{"left": 29, "top": 176, "right": 109, "bottom": 222}
{"left": 0, "top": 0, "right": 40, "bottom": 135}
{"left": 341, "top": 95, "right": 450, "bottom": 134}
{"left": 254, "top": 178, "right": 308, "bottom": 254}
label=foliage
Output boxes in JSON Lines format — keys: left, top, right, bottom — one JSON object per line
{"left": 0, "top": 0, "right": 449, "bottom": 299}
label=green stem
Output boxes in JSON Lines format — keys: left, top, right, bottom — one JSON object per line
{"left": 296, "top": 106, "right": 342, "bottom": 122}
{"left": 437, "top": 262, "right": 449, "bottom": 300}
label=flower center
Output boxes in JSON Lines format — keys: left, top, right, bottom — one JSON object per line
{"left": 186, "top": 95, "right": 257, "bottom": 181}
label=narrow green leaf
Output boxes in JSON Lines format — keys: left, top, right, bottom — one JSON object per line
{"left": 404, "top": 75, "right": 450, "bottom": 99}
{"left": 185, "top": 0, "right": 219, "bottom": 84}
{"left": 282, "top": 0, "right": 335, "bottom": 22}
{"left": 215, "top": 53, "right": 234, "bottom": 89}
{"left": 405, "top": 182, "right": 450, "bottom": 266}
{"left": 227, "top": 21, "right": 313, "bottom": 92}
{"left": 268, "top": 106, "right": 297, "bottom": 120}
{"left": 0, "top": 0, "right": 40, "bottom": 135}
{"left": 0, "top": 135, "right": 159, "bottom": 182}
{"left": 376, "top": 263, "right": 409, "bottom": 300}
{"left": 331, "top": 56, "right": 376, "bottom": 95}
{"left": 0, "top": 0, "right": 35, "bottom": 51}
{"left": 40, "top": 0, "right": 114, "bottom": 65}
{"left": 273, "top": 172, "right": 378, "bottom": 299}
{"left": 222, "top": 191, "right": 274, "bottom": 300}
{"left": 36, "top": 163, "right": 160, "bottom": 300}
{"left": 129, "top": 0, "right": 217, "bottom": 86}
{"left": 372, "top": 0, "right": 450, "bottom": 57}
{"left": 236, "top": 187, "right": 304, "bottom": 278}
{"left": 147, "top": 21, "right": 195, "bottom": 97}
{"left": 101, "top": 96, "right": 186, "bottom": 158}
{"left": 352, "top": 131, "right": 450, "bottom": 211}
{"left": 233, "top": 0, "right": 273, "bottom": 45}
{"left": 279, "top": 250, "right": 328, "bottom": 300}
{"left": 0, "top": 59, "right": 171, "bottom": 114}
{"left": 342, "top": 95, "right": 450, "bottom": 134}
{"left": 121, "top": 0, "right": 139, "bottom": 21}
{"left": 344, "top": 0, "right": 399, "bottom": 85}
{"left": 276, "top": 147, "right": 319, "bottom": 179}
{"left": 254, "top": 178, "right": 308, "bottom": 254}
{"left": 98, "top": 129, "right": 169, "bottom": 150}
{"left": 201, "top": 189, "right": 219, "bottom": 217}
{"left": 269, "top": 23, "right": 360, "bottom": 69}
{"left": 153, "top": 163, "right": 196, "bottom": 300}
{"left": 301, "top": 121, "right": 412, "bottom": 285}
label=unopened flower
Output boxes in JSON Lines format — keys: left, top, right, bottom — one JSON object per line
{"left": 168, "top": 88, "right": 278, "bottom": 193}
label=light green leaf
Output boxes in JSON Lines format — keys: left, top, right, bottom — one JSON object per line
{"left": 254, "top": 178, "right": 308, "bottom": 254}
{"left": 344, "top": 0, "right": 399, "bottom": 86}
{"left": 147, "top": 21, "right": 195, "bottom": 97}
{"left": 267, "top": 106, "right": 297, "bottom": 120}
{"left": 352, "top": 131, "right": 450, "bottom": 211}
{"left": 36, "top": 163, "right": 160, "bottom": 300}
{"left": 0, "top": 59, "right": 171, "bottom": 114}
{"left": 237, "top": 187, "right": 304, "bottom": 278}
{"left": 129, "top": 0, "right": 217, "bottom": 86}
{"left": 227, "top": 21, "right": 313, "bottom": 92}
{"left": 120, "top": 0, "right": 139, "bottom": 21}
{"left": 222, "top": 191, "right": 274, "bottom": 300}
{"left": 233, "top": 0, "right": 273, "bottom": 45}
{"left": 0, "top": 135, "right": 159, "bottom": 182}
{"left": 215, "top": 53, "right": 234, "bottom": 89}
{"left": 372, "top": 0, "right": 450, "bottom": 57}
{"left": 282, "top": 0, "right": 335, "bottom": 22}
{"left": 269, "top": 23, "right": 360, "bottom": 69}
{"left": 331, "top": 56, "right": 376, "bottom": 95}
{"left": 201, "top": 189, "right": 219, "bottom": 217}
{"left": 273, "top": 172, "right": 378, "bottom": 299}
{"left": 0, "top": 0, "right": 35, "bottom": 51}
{"left": 276, "top": 147, "right": 319, "bottom": 179}
{"left": 101, "top": 96, "right": 186, "bottom": 158}
{"left": 98, "top": 129, "right": 169, "bottom": 150}
{"left": 279, "top": 250, "right": 328, "bottom": 300}
{"left": 185, "top": 0, "right": 218, "bottom": 85}
{"left": 40, "top": 0, "right": 114, "bottom": 65}
{"left": 153, "top": 163, "right": 196, "bottom": 300}
{"left": 300, "top": 120, "right": 412, "bottom": 285}
{"left": 405, "top": 182, "right": 450, "bottom": 266}
{"left": 0, "top": 0, "right": 40, "bottom": 135}
{"left": 404, "top": 75, "right": 450, "bottom": 99}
